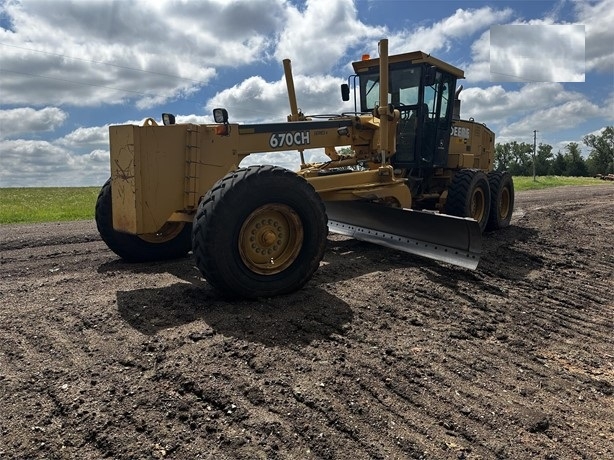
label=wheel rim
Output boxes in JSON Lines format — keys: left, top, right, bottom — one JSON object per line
{"left": 499, "top": 186, "right": 511, "bottom": 219}
{"left": 138, "top": 222, "right": 185, "bottom": 243}
{"left": 470, "top": 187, "right": 486, "bottom": 223}
{"left": 238, "top": 204, "right": 303, "bottom": 275}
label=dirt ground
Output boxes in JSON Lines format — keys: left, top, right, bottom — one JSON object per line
{"left": 1, "top": 184, "right": 612, "bottom": 460}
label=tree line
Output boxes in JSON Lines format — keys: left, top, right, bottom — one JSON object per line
{"left": 494, "top": 126, "right": 613, "bottom": 177}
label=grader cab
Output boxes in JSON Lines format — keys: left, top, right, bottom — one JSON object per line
{"left": 96, "top": 39, "right": 514, "bottom": 298}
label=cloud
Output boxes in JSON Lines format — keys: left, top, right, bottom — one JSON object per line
{"left": 387, "top": 6, "right": 514, "bottom": 56}
{"left": 464, "top": 19, "right": 560, "bottom": 84}
{"left": 465, "top": 1, "right": 614, "bottom": 83}
{"left": 499, "top": 98, "right": 604, "bottom": 139}
{"left": 88, "top": 149, "right": 109, "bottom": 163}
{"left": 56, "top": 126, "right": 109, "bottom": 147}
{"left": 205, "top": 74, "right": 350, "bottom": 124}
{"left": 0, "top": 139, "right": 109, "bottom": 187}
{"left": 463, "top": 30, "right": 492, "bottom": 82}
{"left": 0, "top": 107, "right": 68, "bottom": 138}
{"left": 0, "top": 118, "right": 162, "bottom": 186}
{"left": 461, "top": 82, "right": 610, "bottom": 142}
{"left": 274, "top": 0, "right": 383, "bottom": 74}
{"left": 0, "top": 0, "right": 292, "bottom": 108}
{"left": 490, "top": 25, "right": 585, "bottom": 82}
{"left": 0, "top": 41, "right": 218, "bottom": 108}
{"left": 461, "top": 83, "right": 573, "bottom": 122}
{"left": 175, "top": 114, "right": 212, "bottom": 125}
{"left": 575, "top": 0, "right": 614, "bottom": 72}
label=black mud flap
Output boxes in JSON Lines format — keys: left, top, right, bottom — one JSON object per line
{"left": 325, "top": 201, "right": 482, "bottom": 269}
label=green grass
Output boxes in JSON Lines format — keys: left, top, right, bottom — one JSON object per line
{"left": 0, "top": 187, "right": 100, "bottom": 224}
{"left": 0, "top": 176, "right": 611, "bottom": 224}
{"left": 512, "top": 175, "right": 609, "bottom": 191}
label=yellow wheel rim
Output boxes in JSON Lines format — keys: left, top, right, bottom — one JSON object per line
{"left": 499, "top": 187, "right": 511, "bottom": 220}
{"left": 470, "top": 187, "right": 486, "bottom": 223}
{"left": 238, "top": 204, "right": 303, "bottom": 275}
{"left": 138, "top": 222, "right": 185, "bottom": 244}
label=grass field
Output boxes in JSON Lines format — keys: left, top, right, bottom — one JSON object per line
{"left": 0, "top": 176, "right": 610, "bottom": 224}
{"left": 0, "top": 187, "right": 100, "bottom": 224}
{"left": 512, "top": 175, "right": 607, "bottom": 191}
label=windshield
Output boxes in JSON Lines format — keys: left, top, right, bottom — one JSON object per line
{"left": 359, "top": 65, "right": 422, "bottom": 111}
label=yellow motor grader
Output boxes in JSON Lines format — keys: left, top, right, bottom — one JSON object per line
{"left": 96, "top": 39, "right": 514, "bottom": 298}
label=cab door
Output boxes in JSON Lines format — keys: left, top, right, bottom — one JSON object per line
{"left": 420, "top": 71, "right": 455, "bottom": 167}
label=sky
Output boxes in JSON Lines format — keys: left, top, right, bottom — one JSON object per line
{"left": 0, "top": 0, "right": 612, "bottom": 187}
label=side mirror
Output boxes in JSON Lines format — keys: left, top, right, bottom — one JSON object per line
{"left": 424, "top": 66, "right": 437, "bottom": 86}
{"left": 341, "top": 84, "right": 350, "bottom": 102}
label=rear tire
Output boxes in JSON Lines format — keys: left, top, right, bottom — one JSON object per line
{"left": 95, "top": 178, "right": 192, "bottom": 262}
{"left": 486, "top": 171, "right": 514, "bottom": 230}
{"left": 192, "top": 165, "right": 327, "bottom": 298}
{"left": 445, "top": 169, "right": 491, "bottom": 232}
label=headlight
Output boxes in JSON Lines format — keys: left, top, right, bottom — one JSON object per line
{"left": 162, "top": 113, "right": 176, "bottom": 125}
{"left": 213, "top": 108, "right": 229, "bottom": 124}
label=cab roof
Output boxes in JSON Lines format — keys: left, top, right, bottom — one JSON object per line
{"left": 352, "top": 51, "right": 464, "bottom": 79}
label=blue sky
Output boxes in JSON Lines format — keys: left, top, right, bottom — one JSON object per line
{"left": 0, "top": 0, "right": 612, "bottom": 187}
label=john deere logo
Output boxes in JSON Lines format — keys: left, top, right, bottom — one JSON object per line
{"left": 451, "top": 126, "right": 470, "bottom": 139}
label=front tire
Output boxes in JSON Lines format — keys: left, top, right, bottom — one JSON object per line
{"left": 486, "top": 171, "right": 514, "bottom": 230}
{"left": 445, "top": 169, "right": 491, "bottom": 232}
{"left": 192, "top": 165, "right": 327, "bottom": 298}
{"left": 95, "top": 178, "right": 192, "bottom": 262}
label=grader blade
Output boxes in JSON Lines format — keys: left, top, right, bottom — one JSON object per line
{"left": 325, "top": 201, "right": 482, "bottom": 269}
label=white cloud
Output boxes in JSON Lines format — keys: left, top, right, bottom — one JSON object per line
{"left": 274, "top": 0, "right": 383, "bottom": 74}
{"left": 205, "top": 74, "right": 350, "bottom": 124}
{"left": 56, "top": 126, "right": 109, "bottom": 147}
{"left": 175, "top": 114, "right": 212, "bottom": 125}
{"left": 463, "top": 30, "right": 492, "bottom": 82}
{"left": 490, "top": 25, "right": 585, "bottom": 82}
{"left": 0, "top": 107, "right": 68, "bottom": 138}
{"left": 0, "top": 0, "right": 292, "bottom": 108}
{"left": 575, "top": 0, "right": 614, "bottom": 72}
{"left": 461, "top": 82, "right": 610, "bottom": 143}
{"left": 465, "top": 18, "right": 560, "bottom": 84}
{"left": 387, "top": 6, "right": 513, "bottom": 56}
{"left": 0, "top": 139, "right": 108, "bottom": 187}
{"left": 88, "top": 149, "right": 109, "bottom": 163}
{"left": 499, "top": 98, "right": 604, "bottom": 139}
{"left": 0, "top": 41, "right": 218, "bottom": 108}
{"left": 462, "top": 83, "right": 572, "bottom": 122}
{"left": 465, "top": 1, "right": 614, "bottom": 83}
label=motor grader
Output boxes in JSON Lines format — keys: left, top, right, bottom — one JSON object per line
{"left": 96, "top": 39, "right": 514, "bottom": 298}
